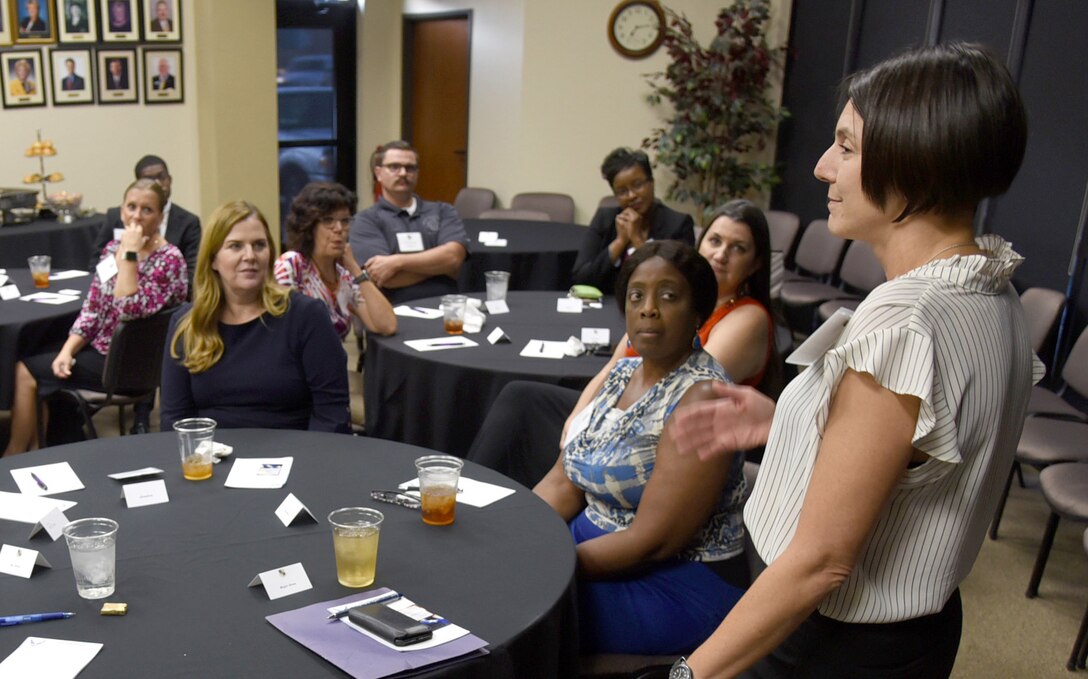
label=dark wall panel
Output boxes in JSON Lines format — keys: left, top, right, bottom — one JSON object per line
{"left": 854, "top": 0, "right": 929, "bottom": 68}
{"left": 938, "top": 0, "right": 1017, "bottom": 54}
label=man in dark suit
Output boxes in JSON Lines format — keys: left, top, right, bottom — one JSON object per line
{"left": 105, "top": 59, "right": 128, "bottom": 90}
{"left": 61, "top": 58, "right": 85, "bottom": 91}
{"left": 150, "top": 0, "right": 172, "bottom": 31}
{"left": 152, "top": 58, "right": 175, "bottom": 90}
{"left": 65, "top": 1, "right": 88, "bottom": 32}
{"left": 91, "top": 155, "right": 201, "bottom": 433}
{"left": 19, "top": 0, "right": 48, "bottom": 35}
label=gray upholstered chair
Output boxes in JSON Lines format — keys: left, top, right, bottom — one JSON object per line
{"left": 765, "top": 209, "right": 801, "bottom": 262}
{"left": 453, "top": 187, "right": 496, "bottom": 219}
{"left": 1020, "top": 287, "right": 1066, "bottom": 354}
{"left": 598, "top": 195, "right": 621, "bottom": 210}
{"left": 780, "top": 219, "right": 846, "bottom": 286}
{"left": 511, "top": 192, "right": 576, "bottom": 223}
{"left": 1026, "top": 463, "right": 1088, "bottom": 601}
{"left": 478, "top": 208, "right": 551, "bottom": 221}
{"left": 1022, "top": 290, "right": 1082, "bottom": 421}
{"left": 811, "top": 241, "right": 886, "bottom": 322}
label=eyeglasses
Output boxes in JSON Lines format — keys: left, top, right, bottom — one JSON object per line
{"left": 613, "top": 178, "right": 651, "bottom": 200}
{"left": 381, "top": 163, "right": 419, "bottom": 174}
{"left": 318, "top": 217, "right": 352, "bottom": 232}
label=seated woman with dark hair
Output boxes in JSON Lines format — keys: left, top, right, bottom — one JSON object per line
{"left": 275, "top": 182, "right": 396, "bottom": 339}
{"left": 160, "top": 201, "right": 350, "bottom": 433}
{"left": 469, "top": 199, "right": 778, "bottom": 488}
{"left": 535, "top": 241, "right": 746, "bottom": 655}
{"left": 571, "top": 147, "right": 694, "bottom": 292}
{"left": 3, "top": 179, "right": 187, "bottom": 455}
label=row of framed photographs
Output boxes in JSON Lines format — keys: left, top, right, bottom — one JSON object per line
{"left": 1, "top": 45, "right": 182, "bottom": 107}
{"left": 0, "top": 0, "right": 181, "bottom": 45}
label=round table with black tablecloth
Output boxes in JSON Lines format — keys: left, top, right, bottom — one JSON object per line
{"left": 0, "top": 214, "right": 104, "bottom": 271}
{"left": 0, "top": 429, "right": 577, "bottom": 679}
{"left": 458, "top": 218, "right": 587, "bottom": 293}
{"left": 365, "top": 291, "right": 625, "bottom": 457}
{"left": 0, "top": 269, "right": 91, "bottom": 411}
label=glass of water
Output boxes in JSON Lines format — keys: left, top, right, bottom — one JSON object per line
{"left": 63, "top": 518, "right": 118, "bottom": 599}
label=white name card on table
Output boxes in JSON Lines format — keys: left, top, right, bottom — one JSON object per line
{"left": 556, "top": 297, "right": 583, "bottom": 313}
{"left": 248, "top": 562, "right": 312, "bottom": 600}
{"left": 56, "top": 289, "right": 82, "bottom": 296}
{"left": 476, "top": 231, "right": 499, "bottom": 244}
{"left": 0, "top": 544, "right": 53, "bottom": 578}
{"left": 398, "top": 476, "right": 515, "bottom": 508}
{"left": 404, "top": 336, "right": 478, "bottom": 352}
{"left": 484, "top": 299, "right": 509, "bottom": 315}
{"left": 486, "top": 327, "right": 511, "bottom": 345}
{"left": 581, "top": 327, "right": 611, "bottom": 347}
{"left": 482, "top": 238, "right": 508, "bottom": 247}
{"left": 0, "top": 273, "right": 7, "bottom": 286}
{"left": 11, "top": 462, "right": 85, "bottom": 496}
{"left": 122, "top": 480, "right": 169, "bottom": 508}
{"left": 0, "top": 491, "right": 76, "bottom": 525}
{"left": 225, "top": 457, "right": 294, "bottom": 489}
{"left": 48, "top": 270, "right": 89, "bottom": 280}
{"left": 275, "top": 493, "right": 317, "bottom": 527}
{"left": 38, "top": 507, "right": 70, "bottom": 541}
{"left": 393, "top": 305, "right": 444, "bottom": 319}
{"left": 396, "top": 232, "right": 425, "bottom": 252}
{"left": 0, "top": 285, "right": 20, "bottom": 301}
{"left": 108, "top": 467, "right": 164, "bottom": 481}
{"left": 19, "top": 292, "right": 81, "bottom": 305}
{"left": 520, "top": 340, "right": 568, "bottom": 359}
{"left": 0, "top": 637, "right": 103, "bottom": 678}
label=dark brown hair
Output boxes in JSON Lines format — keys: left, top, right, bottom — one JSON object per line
{"left": 284, "top": 182, "right": 357, "bottom": 260}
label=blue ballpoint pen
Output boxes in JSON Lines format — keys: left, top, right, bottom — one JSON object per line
{"left": 0, "top": 612, "right": 75, "bottom": 627}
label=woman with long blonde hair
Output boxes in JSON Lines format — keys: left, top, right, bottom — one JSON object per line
{"left": 160, "top": 201, "right": 350, "bottom": 432}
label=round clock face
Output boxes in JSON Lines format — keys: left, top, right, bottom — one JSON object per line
{"left": 609, "top": 1, "right": 664, "bottom": 58}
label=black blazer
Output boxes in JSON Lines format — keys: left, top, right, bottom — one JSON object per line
{"left": 91, "top": 203, "right": 201, "bottom": 292}
{"left": 570, "top": 201, "right": 695, "bottom": 293}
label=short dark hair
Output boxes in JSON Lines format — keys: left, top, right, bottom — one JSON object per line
{"left": 615, "top": 241, "right": 718, "bottom": 328}
{"left": 134, "top": 154, "right": 168, "bottom": 178}
{"left": 600, "top": 147, "right": 654, "bottom": 187}
{"left": 285, "top": 182, "right": 357, "bottom": 260}
{"left": 370, "top": 140, "right": 418, "bottom": 172}
{"left": 843, "top": 42, "right": 1027, "bottom": 222}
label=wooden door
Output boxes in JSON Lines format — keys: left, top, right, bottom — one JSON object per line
{"left": 404, "top": 15, "right": 470, "bottom": 204}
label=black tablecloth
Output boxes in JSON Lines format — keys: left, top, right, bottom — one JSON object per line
{"left": 459, "top": 219, "right": 587, "bottom": 293}
{"left": 365, "top": 291, "right": 625, "bottom": 457}
{"left": 0, "top": 215, "right": 104, "bottom": 270}
{"left": 0, "top": 429, "right": 577, "bottom": 678}
{"left": 0, "top": 269, "right": 91, "bottom": 410}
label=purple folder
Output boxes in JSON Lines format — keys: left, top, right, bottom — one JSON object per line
{"left": 266, "top": 589, "right": 489, "bottom": 678}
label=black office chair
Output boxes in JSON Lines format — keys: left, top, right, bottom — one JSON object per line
{"left": 39, "top": 308, "right": 176, "bottom": 442}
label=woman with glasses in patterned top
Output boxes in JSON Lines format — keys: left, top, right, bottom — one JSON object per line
{"left": 275, "top": 182, "right": 396, "bottom": 339}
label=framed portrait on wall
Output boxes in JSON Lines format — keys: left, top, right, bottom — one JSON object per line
{"left": 10, "top": 0, "right": 57, "bottom": 44}
{"left": 0, "top": 1, "right": 13, "bottom": 46}
{"left": 56, "top": 0, "right": 96, "bottom": 42}
{"left": 1, "top": 49, "right": 47, "bottom": 107}
{"left": 144, "top": 47, "right": 181, "bottom": 103}
{"left": 143, "top": 0, "right": 177, "bottom": 41}
{"left": 51, "top": 47, "right": 93, "bottom": 104}
{"left": 99, "top": 0, "right": 136, "bottom": 42}
{"left": 97, "top": 48, "right": 136, "bottom": 103}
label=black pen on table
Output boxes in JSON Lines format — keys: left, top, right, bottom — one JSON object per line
{"left": 0, "top": 612, "right": 74, "bottom": 627}
{"left": 30, "top": 472, "right": 48, "bottom": 491}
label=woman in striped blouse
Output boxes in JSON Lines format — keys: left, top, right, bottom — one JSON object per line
{"left": 665, "top": 43, "right": 1043, "bottom": 678}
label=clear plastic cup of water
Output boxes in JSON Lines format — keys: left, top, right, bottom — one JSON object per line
{"left": 63, "top": 518, "right": 118, "bottom": 599}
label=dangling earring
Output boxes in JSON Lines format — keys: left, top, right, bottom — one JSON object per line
{"left": 692, "top": 332, "right": 702, "bottom": 351}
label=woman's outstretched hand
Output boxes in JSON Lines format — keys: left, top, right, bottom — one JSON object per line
{"left": 667, "top": 382, "right": 776, "bottom": 461}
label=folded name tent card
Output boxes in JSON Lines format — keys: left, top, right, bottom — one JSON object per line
{"left": 0, "top": 273, "right": 7, "bottom": 286}
{"left": 275, "top": 493, "right": 317, "bottom": 527}
{"left": 248, "top": 562, "right": 313, "bottom": 600}
{"left": 476, "top": 230, "right": 499, "bottom": 244}
{"left": 48, "top": 269, "right": 90, "bottom": 280}
{"left": 404, "top": 336, "right": 478, "bottom": 352}
{"left": 393, "top": 305, "right": 444, "bottom": 319}
{"left": 107, "top": 467, "right": 165, "bottom": 481}
{"left": 482, "top": 238, "right": 507, "bottom": 247}
{"left": 267, "top": 590, "right": 488, "bottom": 679}
{"left": 486, "top": 327, "right": 511, "bottom": 345}
{"left": 56, "top": 289, "right": 82, "bottom": 296}
{"left": 0, "top": 285, "right": 20, "bottom": 301}
{"left": 0, "top": 491, "right": 76, "bottom": 525}
{"left": 581, "top": 327, "right": 611, "bottom": 347}
{"left": 398, "top": 476, "right": 515, "bottom": 508}
{"left": 11, "top": 462, "right": 85, "bottom": 496}
{"left": 0, "top": 637, "right": 103, "bottom": 679}
{"left": 556, "top": 297, "right": 583, "bottom": 313}
{"left": 484, "top": 299, "right": 509, "bottom": 315}
{"left": 122, "top": 479, "right": 169, "bottom": 508}
{"left": 36, "top": 507, "right": 70, "bottom": 541}
{"left": 225, "top": 457, "right": 294, "bottom": 489}
{"left": 0, "top": 543, "right": 53, "bottom": 578}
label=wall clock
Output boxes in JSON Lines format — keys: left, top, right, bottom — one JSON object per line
{"left": 608, "top": 0, "right": 666, "bottom": 59}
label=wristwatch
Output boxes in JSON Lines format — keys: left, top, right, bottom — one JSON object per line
{"left": 123, "top": 251, "right": 138, "bottom": 262}
{"left": 670, "top": 656, "right": 694, "bottom": 679}
{"left": 353, "top": 269, "right": 370, "bottom": 284}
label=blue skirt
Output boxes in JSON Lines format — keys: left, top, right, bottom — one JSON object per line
{"left": 571, "top": 511, "right": 744, "bottom": 654}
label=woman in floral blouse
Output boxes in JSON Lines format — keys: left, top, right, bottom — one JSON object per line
{"left": 2, "top": 179, "right": 187, "bottom": 455}
{"left": 275, "top": 182, "right": 396, "bottom": 339}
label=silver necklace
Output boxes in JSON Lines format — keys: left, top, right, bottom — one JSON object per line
{"left": 926, "top": 241, "right": 976, "bottom": 264}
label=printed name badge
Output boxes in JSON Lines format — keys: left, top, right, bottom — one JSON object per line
{"left": 248, "top": 562, "right": 312, "bottom": 600}
{"left": 0, "top": 544, "right": 53, "bottom": 579}
{"left": 275, "top": 493, "right": 317, "bottom": 527}
{"left": 122, "top": 479, "right": 170, "bottom": 508}
{"left": 396, "top": 232, "right": 425, "bottom": 253}
{"left": 563, "top": 406, "right": 593, "bottom": 448}
{"left": 96, "top": 256, "right": 119, "bottom": 282}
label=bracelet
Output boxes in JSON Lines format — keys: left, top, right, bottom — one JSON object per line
{"left": 353, "top": 270, "right": 370, "bottom": 284}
